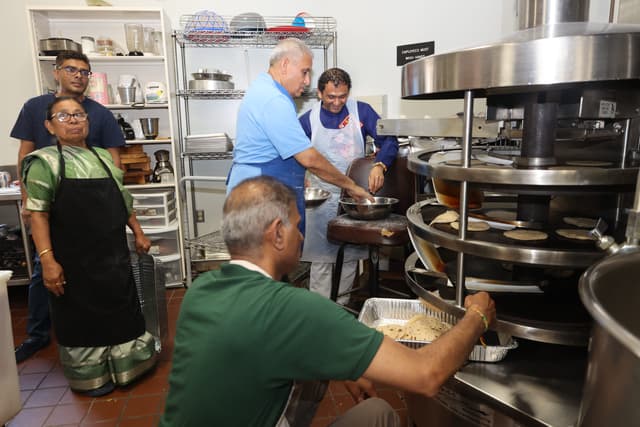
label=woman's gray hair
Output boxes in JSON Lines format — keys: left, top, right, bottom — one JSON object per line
{"left": 222, "top": 176, "right": 296, "bottom": 254}
{"left": 269, "top": 38, "right": 313, "bottom": 67}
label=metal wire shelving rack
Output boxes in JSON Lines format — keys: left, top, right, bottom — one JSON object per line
{"left": 172, "top": 15, "right": 337, "bottom": 285}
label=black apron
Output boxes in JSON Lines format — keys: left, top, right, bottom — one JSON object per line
{"left": 49, "top": 144, "right": 145, "bottom": 347}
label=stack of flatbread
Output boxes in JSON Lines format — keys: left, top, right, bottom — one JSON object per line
{"left": 376, "top": 314, "right": 452, "bottom": 342}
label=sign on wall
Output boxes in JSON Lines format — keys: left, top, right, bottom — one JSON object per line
{"left": 396, "top": 41, "right": 435, "bottom": 66}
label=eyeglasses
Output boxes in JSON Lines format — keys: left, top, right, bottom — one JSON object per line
{"left": 50, "top": 112, "right": 88, "bottom": 123}
{"left": 56, "top": 65, "right": 92, "bottom": 78}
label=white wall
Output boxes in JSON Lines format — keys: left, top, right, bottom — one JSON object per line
{"left": 0, "top": 0, "right": 614, "bottom": 167}
{"left": 1, "top": 0, "right": 518, "bottom": 167}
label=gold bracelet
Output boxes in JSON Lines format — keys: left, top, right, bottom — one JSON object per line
{"left": 469, "top": 307, "right": 489, "bottom": 332}
{"left": 38, "top": 248, "right": 53, "bottom": 258}
{"left": 372, "top": 162, "right": 387, "bottom": 173}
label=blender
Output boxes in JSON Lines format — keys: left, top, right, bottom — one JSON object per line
{"left": 152, "top": 150, "right": 174, "bottom": 183}
{"left": 124, "top": 23, "right": 144, "bottom": 56}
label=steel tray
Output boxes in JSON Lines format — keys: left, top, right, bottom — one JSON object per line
{"left": 358, "top": 298, "right": 517, "bottom": 362}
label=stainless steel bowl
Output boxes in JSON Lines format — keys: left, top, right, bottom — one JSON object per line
{"left": 304, "top": 187, "right": 331, "bottom": 207}
{"left": 340, "top": 197, "right": 399, "bottom": 220}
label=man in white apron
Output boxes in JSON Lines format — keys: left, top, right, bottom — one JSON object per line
{"left": 299, "top": 68, "right": 399, "bottom": 303}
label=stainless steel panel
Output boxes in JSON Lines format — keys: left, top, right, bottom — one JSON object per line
{"left": 402, "top": 23, "right": 640, "bottom": 99}
{"left": 408, "top": 150, "right": 638, "bottom": 187}
{"left": 377, "top": 118, "right": 500, "bottom": 138}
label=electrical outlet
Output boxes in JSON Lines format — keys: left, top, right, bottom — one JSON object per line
{"left": 196, "top": 209, "right": 205, "bottom": 223}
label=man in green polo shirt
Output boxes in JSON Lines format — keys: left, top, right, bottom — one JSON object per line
{"left": 160, "top": 176, "right": 495, "bottom": 427}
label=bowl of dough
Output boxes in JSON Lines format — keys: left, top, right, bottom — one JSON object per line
{"left": 340, "top": 197, "right": 398, "bottom": 220}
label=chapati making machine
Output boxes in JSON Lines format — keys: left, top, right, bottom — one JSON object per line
{"left": 378, "top": 0, "right": 640, "bottom": 425}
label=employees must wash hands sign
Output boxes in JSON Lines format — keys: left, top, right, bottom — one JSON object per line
{"left": 396, "top": 41, "right": 435, "bottom": 66}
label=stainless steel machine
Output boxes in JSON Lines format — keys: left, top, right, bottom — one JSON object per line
{"left": 379, "top": 0, "right": 640, "bottom": 425}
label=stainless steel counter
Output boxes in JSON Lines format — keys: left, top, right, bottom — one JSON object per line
{"left": 0, "top": 188, "right": 21, "bottom": 202}
{"left": 0, "top": 188, "right": 33, "bottom": 285}
{"left": 417, "top": 340, "right": 587, "bottom": 427}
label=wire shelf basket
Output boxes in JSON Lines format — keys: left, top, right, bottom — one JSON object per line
{"left": 177, "top": 89, "right": 246, "bottom": 99}
{"left": 177, "top": 13, "right": 336, "bottom": 48}
{"left": 187, "top": 229, "right": 230, "bottom": 261}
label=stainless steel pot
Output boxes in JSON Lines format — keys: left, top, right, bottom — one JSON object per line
{"left": 191, "top": 69, "right": 232, "bottom": 81}
{"left": 39, "top": 38, "right": 82, "bottom": 56}
{"left": 578, "top": 250, "right": 640, "bottom": 426}
{"left": 188, "top": 79, "right": 234, "bottom": 90}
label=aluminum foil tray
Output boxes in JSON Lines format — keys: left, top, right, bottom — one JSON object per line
{"left": 358, "top": 298, "right": 517, "bottom": 362}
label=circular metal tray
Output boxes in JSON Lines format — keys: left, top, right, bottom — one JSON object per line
{"left": 407, "top": 200, "right": 604, "bottom": 268}
{"left": 404, "top": 253, "right": 590, "bottom": 346}
{"left": 408, "top": 150, "right": 638, "bottom": 189}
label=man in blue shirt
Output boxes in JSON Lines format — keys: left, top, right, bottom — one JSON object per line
{"left": 227, "top": 38, "right": 371, "bottom": 235}
{"left": 299, "top": 68, "right": 399, "bottom": 303}
{"left": 10, "top": 50, "right": 125, "bottom": 363}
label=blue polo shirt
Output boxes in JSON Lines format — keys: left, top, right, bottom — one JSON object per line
{"left": 228, "top": 73, "right": 312, "bottom": 191}
{"left": 11, "top": 94, "right": 125, "bottom": 149}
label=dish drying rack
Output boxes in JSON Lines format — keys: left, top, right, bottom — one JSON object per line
{"left": 177, "top": 14, "right": 337, "bottom": 48}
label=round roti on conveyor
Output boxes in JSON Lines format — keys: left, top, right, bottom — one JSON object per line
{"left": 563, "top": 216, "right": 597, "bottom": 228}
{"left": 503, "top": 229, "right": 548, "bottom": 241}
{"left": 565, "top": 160, "right": 612, "bottom": 167}
{"left": 486, "top": 210, "right": 517, "bottom": 221}
{"left": 450, "top": 220, "right": 490, "bottom": 231}
{"left": 556, "top": 229, "right": 596, "bottom": 241}
{"left": 430, "top": 210, "right": 459, "bottom": 225}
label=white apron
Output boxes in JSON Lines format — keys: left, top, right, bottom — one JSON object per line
{"left": 301, "top": 99, "right": 367, "bottom": 262}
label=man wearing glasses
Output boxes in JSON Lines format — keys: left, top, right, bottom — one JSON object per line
{"left": 10, "top": 50, "right": 125, "bottom": 363}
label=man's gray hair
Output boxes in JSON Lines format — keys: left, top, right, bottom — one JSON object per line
{"left": 222, "top": 176, "right": 296, "bottom": 254}
{"left": 269, "top": 38, "right": 313, "bottom": 67}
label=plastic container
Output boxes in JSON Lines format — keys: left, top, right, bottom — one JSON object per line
{"left": 127, "top": 221, "right": 178, "bottom": 256}
{"left": 131, "top": 190, "right": 175, "bottom": 209}
{"left": 137, "top": 208, "right": 177, "bottom": 228}
{"left": 157, "top": 253, "right": 182, "bottom": 286}
{"left": 95, "top": 37, "right": 114, "bottom": 56}
{"left": 133, "top": 198, "right": 175, "bottom": 218}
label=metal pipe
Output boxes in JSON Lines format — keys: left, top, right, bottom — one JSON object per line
{"left": 456, "top": 90, "right": 474, "bottom": 306}
{"left": 518, "top": 0, "right": 590, "bottom": 30}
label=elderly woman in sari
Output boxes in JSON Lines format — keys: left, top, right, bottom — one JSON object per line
{"left": 21, "top": 96, "right": 156, "bottom": 397}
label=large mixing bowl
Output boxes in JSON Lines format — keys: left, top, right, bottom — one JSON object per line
{"left": 340, "top": 197, "right": 399, "bottom": 220}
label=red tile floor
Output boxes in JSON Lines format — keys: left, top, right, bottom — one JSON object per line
{"left": 7, "top": 284, "right": 408, "bottom": 427}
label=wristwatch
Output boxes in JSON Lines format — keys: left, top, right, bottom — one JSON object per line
{"left": 372, "top": 162, "right": 387, "bottom": 173}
